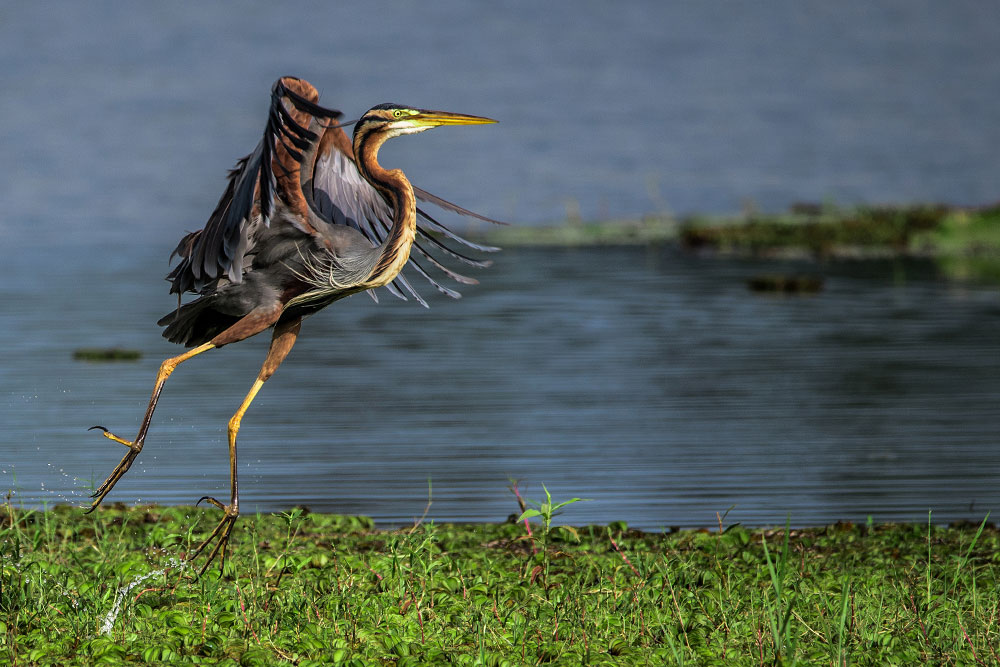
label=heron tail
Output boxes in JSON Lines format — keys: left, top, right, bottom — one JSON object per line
{"left": 157, "top": 297, "right": 241, "bottom": 348}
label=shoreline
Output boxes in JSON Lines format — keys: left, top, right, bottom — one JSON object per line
{"left": 473, "top": 202, "right": 1000, "bottom": 273}
{"left": 11, "top": 502, "right": 997, "bottom": 533}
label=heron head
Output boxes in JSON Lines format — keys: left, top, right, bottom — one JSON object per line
{"left": 357, "top": 103, "right": 497, "bottom": 139}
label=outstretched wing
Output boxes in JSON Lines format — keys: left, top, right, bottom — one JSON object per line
{"left": 309, "top": 119, "right": 503, "bottom": 306}
{"left": 166, "top": 77, "right": 342, "bottom": 295}
{"left": 167, "top": 77, "right": 504, "bottom": 305}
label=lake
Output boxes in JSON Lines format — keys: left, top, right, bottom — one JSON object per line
{"left": 4, "top": 246, "right": 999, "bottom": 529}
{"left": 1, "top": 1, "right": 999, "bottom": 529}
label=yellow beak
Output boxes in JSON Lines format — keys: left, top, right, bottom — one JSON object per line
{"left": 411, "top": 109, "right": 498, "bottom": 127}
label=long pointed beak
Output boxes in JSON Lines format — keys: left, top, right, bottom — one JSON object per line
{"left": 412, "top": 110, "right": 498, "bottom": 127}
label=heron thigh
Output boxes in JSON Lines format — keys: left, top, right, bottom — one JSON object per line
{"left": 209, "top": 305, "right": 284, "bottom": 348}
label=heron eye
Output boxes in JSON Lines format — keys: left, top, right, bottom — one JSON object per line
{"left": 393, "top": 109, "right": 403, "bottom": 118}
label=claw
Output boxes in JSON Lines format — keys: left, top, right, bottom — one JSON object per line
{"left": 89, "top": 425, "right": 135, "bottom": 448}
{"left": 84, "top": 343, "right": 218, "bottom": 521}
{"left": 188, "top": 499, "right": 239, "bottom": 577}
{"left": 196, "top": 496, "right": 227, "bottom": 511}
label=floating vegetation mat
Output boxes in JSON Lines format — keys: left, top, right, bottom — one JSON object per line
{"left": 72, "top": 348, "right": 143, "bottom": 362}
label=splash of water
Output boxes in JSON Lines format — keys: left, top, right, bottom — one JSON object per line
{"left": 99, "top": 558, "right": 189, "bottom": 635}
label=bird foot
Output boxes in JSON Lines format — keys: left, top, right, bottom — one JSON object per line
{"left": 187, "top": 496, "right": 239, "bottom": 577}
{"left": 86, "top": 426, "right": 144, "bottom": 513}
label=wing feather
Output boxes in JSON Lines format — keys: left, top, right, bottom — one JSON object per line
{"left": 167, "top": 78, "right": 340, "bottom": 295}
{"left": 412, "top": 186, "right": 507, "bottom": 226}
{"left": 309, "top": 122, "right": 502, "bottom": 301}
{"left": 167, "top": 76, "right": 502, "bottom": 304}
{"left": 392, "top": 273, "right": 429, "bottom": 308}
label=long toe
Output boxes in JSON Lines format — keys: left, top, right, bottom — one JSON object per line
{"left": 89, "top": 425, "right": 136, "bottom": 448}
{"left": 188, "top": 503, "right": 240, "bottom": 577}
{"left": 196, "top": 496, "right": 227, "bottom": 511}
{"left": 87, "top": 435, "right": 145, "bottom": 509}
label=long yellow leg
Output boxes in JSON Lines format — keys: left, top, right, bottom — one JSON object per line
{"left": 88, "top": 304, "right": 284, "bottom": 514}
{"left": 87, "top": 342, "right": 215, "bottom": 511}
{"left": 188, "top": 317, "right": 301, "bottom": 576}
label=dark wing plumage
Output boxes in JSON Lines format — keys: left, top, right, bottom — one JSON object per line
{"left": 166, "top": 78, "right": 342, "bottom": 295}
{"left": 167, "top": 77, "right": 503, "bottom": 305}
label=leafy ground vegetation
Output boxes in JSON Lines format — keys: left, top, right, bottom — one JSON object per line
{"left": 2, "top": 502, "right": 999, "bottom": 665}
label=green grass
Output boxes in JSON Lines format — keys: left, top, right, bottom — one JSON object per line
{"left": 3, "top": 503, "right": 1000, "bottom": 665}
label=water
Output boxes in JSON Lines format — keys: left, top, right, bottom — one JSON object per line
{"left": 3, "top": 246, "right": 999, "bottom": 529}
{"left": 2, "top": 2, "right": 1000, "bottom": 247}
{"left": 1, "top": 2, "right": 999, "bottom": 529}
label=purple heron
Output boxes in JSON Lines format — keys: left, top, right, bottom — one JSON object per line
{"left": 87, "top": 76, "right": 500, "bottom": 574}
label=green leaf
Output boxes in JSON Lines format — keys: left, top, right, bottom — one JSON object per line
{"left": 517, "top": 509, "right": 542, "bottom": 522}
{"left": 551, "top": 497, "right": 589, "bottom": 512}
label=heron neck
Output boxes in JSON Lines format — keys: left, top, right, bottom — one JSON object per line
{"left": 356, "top": 135, "right": 418, "bottom": 288}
